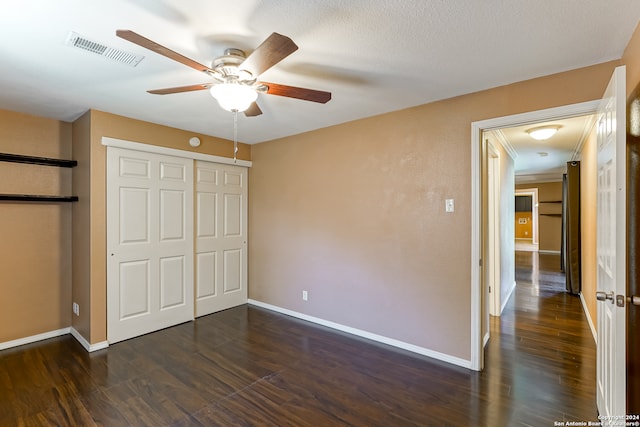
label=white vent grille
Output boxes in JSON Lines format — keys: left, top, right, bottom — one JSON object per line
{"left": 65, "top": 31, "right": 144, "bottom": 67}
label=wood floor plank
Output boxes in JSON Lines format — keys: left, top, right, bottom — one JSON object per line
{"left": 0, "top": 251, "right": 597, "bottom": 426}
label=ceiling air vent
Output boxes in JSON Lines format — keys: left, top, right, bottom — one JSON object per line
{"left": 65, "top": 31, "right": 144, "bottom": 67}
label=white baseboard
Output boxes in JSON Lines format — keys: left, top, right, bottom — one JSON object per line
{"left": 70, "top": 327, "right": 109, "bottom": 352}
{"left": 514, "top": 241, "right": 539, "bottom": 252}
{"left": 579, "top": 293, "right": 597, "bottom": 343}
{"left": 0, "top": 327, "right": 109, "bottom": 353}
{"left": 483, "top": 331, "right": 490, "bottom": 348}
{"left": 248, "top": 299, "right": 472, "bottom": 370}
{"left": 538, "top": 250, "right": 561, "bottom": 255}
{"left": 0, "top": 327, "right": 70, "bottom": 351}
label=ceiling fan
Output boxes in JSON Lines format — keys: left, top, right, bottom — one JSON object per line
{"left": 116, "top": 30, "right": 332, "bottom": 117}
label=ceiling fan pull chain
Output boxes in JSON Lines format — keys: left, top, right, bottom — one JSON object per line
{"left": 233, "top": 110, "right": 238, "bottom": 163}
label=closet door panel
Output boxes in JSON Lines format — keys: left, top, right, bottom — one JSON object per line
{"left": 195, "top": 160, "right": 247, "bottom": 316}
{"left": 107, "top": 147, "right": 193, "bottom": 343}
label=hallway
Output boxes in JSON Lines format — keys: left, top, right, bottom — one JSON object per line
{"left": 483, "top": 250, "right": 598, "bottom": 424}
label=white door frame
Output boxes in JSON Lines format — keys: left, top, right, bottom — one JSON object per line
{"left": 470, "top": 99, "right": 600, "bottom": 371}
{"left": 102, "top": 137, "right": 253, "bottom": 168}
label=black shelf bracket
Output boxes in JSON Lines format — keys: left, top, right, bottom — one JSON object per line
{"left": 0, "top": 152, "right": 77, "bottom": 168}
{"left": 0, "top": 194, "right": 78, "bottom": 203}
{"left": 0, "top": 152, "right": 78, "bottom": 202}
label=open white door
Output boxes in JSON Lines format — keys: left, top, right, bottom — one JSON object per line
{"left": 596, "top": 66, "right": 626, "bottom": 419}
{"left": 107, "top": 147, "right": 194, "bottom": 343}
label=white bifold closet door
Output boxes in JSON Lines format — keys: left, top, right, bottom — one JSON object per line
{"left": 195, "top": 160, "right": 248, "bottom": 317}
{"left": 107, "top": 147, "right": 194, "bottom": 344}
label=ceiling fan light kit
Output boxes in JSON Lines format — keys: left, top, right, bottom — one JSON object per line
{"left": 210, "top": 83, "right": 258, "bottom": 112}
{"left": 526, "top": 125, "right": 561, "bottom": 141}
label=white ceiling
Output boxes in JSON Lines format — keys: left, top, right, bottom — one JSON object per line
{"left": 496, "top": 115, "right": 595, "bottom": 183}
{"left": 0, "top": 1, "right": 638, "bottom": 144}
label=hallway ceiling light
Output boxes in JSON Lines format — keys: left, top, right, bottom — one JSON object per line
{"left": 526, "top": 125, "right": 561, "bottom": 140}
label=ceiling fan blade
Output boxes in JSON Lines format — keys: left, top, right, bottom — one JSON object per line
{"left": 147, "top": 83, "right": 213, "bottom": 95}
{"left": 260, "top": 82, "right": 331, "bottom": 104}
{"left": 244, "top": 102, "right": 263, "bottom": 117}
{"left": 116, "top": 29, "right": 214, "bottom": 74}
{"left": 240, "top": 33, "right": 298, "bottom": 77}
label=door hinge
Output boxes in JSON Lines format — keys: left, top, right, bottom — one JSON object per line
{"left": 479, "top": 258, "right": 483, "bottom": 267}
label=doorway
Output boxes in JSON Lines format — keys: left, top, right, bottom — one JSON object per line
{"left": 470, "top": 99, "right": 599, "bottom": 370}
{"left": 514, "top": 189, "right": 539, "bottom": 252}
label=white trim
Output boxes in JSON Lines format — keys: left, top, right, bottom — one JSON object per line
{"left": 571, "top": 114, "right": 598, "bottom": 162}
{"left": 101, "top": 137, "right": 252, "bottom": 168}
{"left": 516, "top": 173, "right": 565, "bottom": 184}
{"left": 0, "top": 327, "right": 70, "bottom": 351}
{"left": 579, "top": 293, "right": 597, "bottom": 343}
{"left": 71, "top": 327, "right": 109, "bottom": 352}
{"left": 475, "top": 100, "right": 601, "bottom": 131}
{"left": 248, "top": 299, "right": 472, "bottom": 369}
{"left": 493, "top": 129, "right": 518, "bottom": 161}
{"left": 514, "top": 241, "right": 539, "bottom": 252}
{"left": 483, "top": 332, "right": 490, "bottom": 348}
{"left": 470, "top": 121, "right": 482, "bottom": 371}
{"left": 471, "top": 99, "right": 600, "bottom": 371}
{"left": 501, "top": 281, "right": 517, "bottom": 314}
{"left": 538, "top": 250, "right": 561, "bottom": 255}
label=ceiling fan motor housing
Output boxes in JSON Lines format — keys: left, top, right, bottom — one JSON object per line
{"left": 212, "top": 48, "right": 254, "bottom": 83}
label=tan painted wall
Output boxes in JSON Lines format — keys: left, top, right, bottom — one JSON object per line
{"left": 74, "top": 110, "right": 249, "bottom": 344}
{"left": 580, "top": 126, "right": 598, "bottom": 332}
{"left": 624, "top": 22, "right": 640, "bottom": 98}
{"left": 516, "top": 182, "right": 563, "bottom": 252}
{"left": 250, "top": 61, "right": 618, "bottom": 361}
{"left": 0, "top": 109, "right": 73, "bottom": 343}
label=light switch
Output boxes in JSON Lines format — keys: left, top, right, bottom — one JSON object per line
{"left": 445, "top": 198, "right": 455, "bottom": 213}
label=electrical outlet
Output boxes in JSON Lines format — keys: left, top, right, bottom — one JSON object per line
{"left": 302, "top": 290, "right": 308, "bottom": 301}
{"left": 72, "top": 302, "right": 79, "bottom": 316}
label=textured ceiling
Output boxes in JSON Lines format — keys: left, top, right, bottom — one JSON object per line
{"left": 0, "top": 1, "right": 638, "bottom": 145}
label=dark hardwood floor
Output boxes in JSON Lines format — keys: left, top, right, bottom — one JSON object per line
{"left": 0, "top": 251, "right": 597, "bottom": 426}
